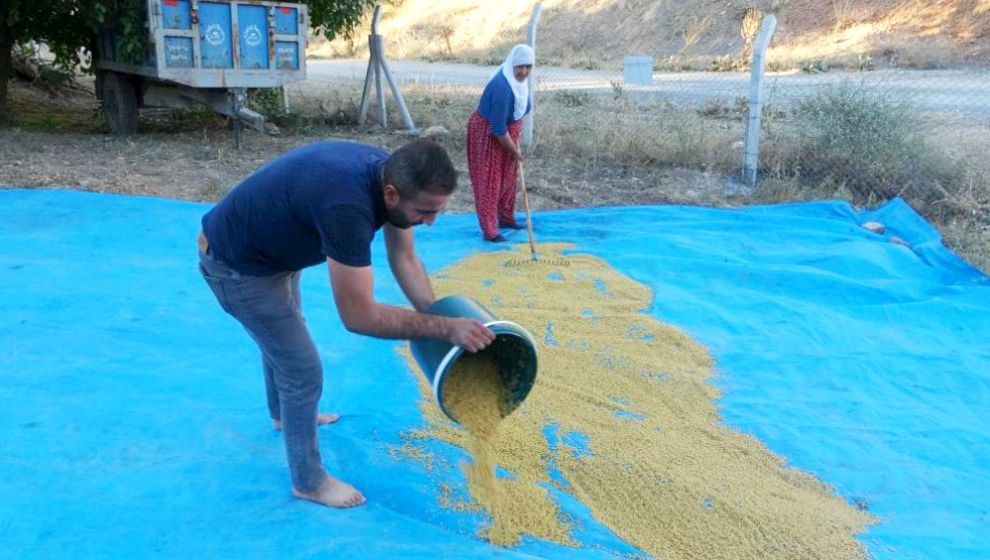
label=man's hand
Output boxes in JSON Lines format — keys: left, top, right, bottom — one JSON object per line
{"left": 446, "top": 318, "right": 496, "bottom": 353}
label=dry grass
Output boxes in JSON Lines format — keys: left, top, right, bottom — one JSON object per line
{"left": 682, "top": 16, "right": 713, "bottom": 53}
{"left": 935, "top": 144, "right": 990, "bottom": 272}
{"left": 2, "top": 75, "right": 987, "bottom": 274}
{"left": 942, "top": 218, "right": 990, "bottom": 273}
{"left": 286, "top": 79, "right": 744, "bottom": 174}
{"left": 4, "top": 82, "right": 104, "bottom": 132}
{"left": 532, "top": 96, "right": 742, "bottom": 172}
{"left": 0, "top": 78, "right": 732, "bottom": 213}
{"left": 831, "top": 0, "right": 857, "bottom": 31}
{"left": 740, "top": 8, "right": 764, "bottom": 61}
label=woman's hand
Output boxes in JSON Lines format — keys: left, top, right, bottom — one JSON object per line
{"left": 497, "top": 133, "right": 523, "bottom": 161}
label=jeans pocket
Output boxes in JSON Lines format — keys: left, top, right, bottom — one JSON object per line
{"left": 199, "top": 262, "right": 234, "bottom": 315}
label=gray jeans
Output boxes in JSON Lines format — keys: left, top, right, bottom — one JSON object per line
{"left": 198, "top": 247, "right": 328, "bottom": 492}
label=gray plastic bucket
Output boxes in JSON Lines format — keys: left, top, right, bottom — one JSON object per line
{"left": 410, "top": 295, "right": 538, "bottom": 424}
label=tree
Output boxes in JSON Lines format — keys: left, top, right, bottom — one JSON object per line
{"left": 0, "top": 0, "right": 377, "bottom": 118}
{"left": 0, "top": 0, "right": 92, "bottom": 117}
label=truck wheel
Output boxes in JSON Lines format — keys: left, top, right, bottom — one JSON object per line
{"left": 100, "top": 72, "right": 139, "bottom": 135}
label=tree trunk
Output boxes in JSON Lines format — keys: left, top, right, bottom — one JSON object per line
{"left": 0, "top": 13, "right": 15, "bottom": 120}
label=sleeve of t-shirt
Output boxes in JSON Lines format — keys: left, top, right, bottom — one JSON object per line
{"left": 317, "top": 204, "right": 376, "bottom": 267}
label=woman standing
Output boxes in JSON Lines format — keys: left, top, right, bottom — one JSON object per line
{"left": 466, "top": 44, "right": 534, "bottom": 242}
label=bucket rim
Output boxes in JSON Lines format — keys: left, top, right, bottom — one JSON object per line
{"left": 431, "top": 320, "right": 538, "bottom": 420}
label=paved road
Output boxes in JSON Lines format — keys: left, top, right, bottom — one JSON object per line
{"left": 303, "top": 59, "right": 990, "bottom": 120}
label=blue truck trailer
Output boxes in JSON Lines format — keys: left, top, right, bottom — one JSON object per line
{"left": 95, "top": 0, "right": 308, "bottom": 143}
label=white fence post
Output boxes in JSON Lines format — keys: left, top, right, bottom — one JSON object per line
{"left": 521, "top": 2, "right": 543, "bottom": 150}
{"left": 358, "top": 5, "right": 383, "bottom": 126}
{"left": 741, "top": 14, "right": 777, "bottom": 188}
{"left": 358, "top": 4, "right": 417, "bottom": 133}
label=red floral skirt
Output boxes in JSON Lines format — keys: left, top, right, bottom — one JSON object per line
{"left": 466, "top": 110, "right": 523, "bottom": 239}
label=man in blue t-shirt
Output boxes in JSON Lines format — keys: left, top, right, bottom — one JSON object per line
{"left": 198, "top": 139, "right": 495, "bottom": 508}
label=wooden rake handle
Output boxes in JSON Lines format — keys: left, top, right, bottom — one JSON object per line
{"left": 517, "top": 158, "right": 538, "bottom": 261}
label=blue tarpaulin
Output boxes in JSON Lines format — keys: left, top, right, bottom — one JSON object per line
{"left": 1, "top": 189, "right": 987, "bottom": 559}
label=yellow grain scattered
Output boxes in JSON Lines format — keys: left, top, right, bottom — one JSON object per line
{"left": 399, "top": 244, "right": 876, "bottom": 558}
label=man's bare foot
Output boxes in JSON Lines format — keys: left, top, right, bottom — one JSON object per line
{"left": 273, "top": 413, "right": 339, "bottom": 431}
{"left": 292, "top": 475, "right": 366, "bottom": 508}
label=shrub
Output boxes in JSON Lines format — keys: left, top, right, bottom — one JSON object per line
{"left": 789, "top": 83, "right": 958, "bottom": 203}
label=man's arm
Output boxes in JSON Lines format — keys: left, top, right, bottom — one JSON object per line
{"left": 327, "top": 257, "right": 494, "bottom": 352}
{"left": 384, "top": 223, "right": 435, "bottom": 312}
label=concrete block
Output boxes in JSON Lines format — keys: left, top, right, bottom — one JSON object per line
{"left": 623, "top": 55, "right": 653, "bottom": 85}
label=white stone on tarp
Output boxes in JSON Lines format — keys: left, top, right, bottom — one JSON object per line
{"left": 862, "top": 221, "right": 885, "bottom": 234}
{"left": 420, "top": 125, "right": 450, "bottom": 138}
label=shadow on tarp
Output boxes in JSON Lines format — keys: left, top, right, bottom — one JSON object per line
{"left": 0, "top": 189, "right": 987, "bottom": 560}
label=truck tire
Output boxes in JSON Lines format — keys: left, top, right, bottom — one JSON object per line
{"left": 100, "top": 71, "right": 139, "bottom": 135}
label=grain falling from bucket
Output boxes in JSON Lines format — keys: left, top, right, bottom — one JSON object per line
{"left": 440, "top": 350, "right": 570, "bottom": 546}
{"left": 442, "top": 352, "right": 504, "bottom": 512}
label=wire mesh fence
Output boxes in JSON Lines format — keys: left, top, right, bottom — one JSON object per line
{"left": 277, "top": 3, "right": 989, "bottom": 224}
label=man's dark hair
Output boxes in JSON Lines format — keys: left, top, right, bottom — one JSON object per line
{"left": 383, "top": 139, "right": 458, "bottom": 197}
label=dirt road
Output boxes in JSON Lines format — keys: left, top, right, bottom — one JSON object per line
{"left": 305, "top": 59, "right": 990, "bottom": 121}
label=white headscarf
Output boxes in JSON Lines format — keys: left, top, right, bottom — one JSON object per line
{"left": 499, "top": 44, "right": 535, "bottom": 121}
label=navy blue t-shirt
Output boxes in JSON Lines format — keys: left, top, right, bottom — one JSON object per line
{"left": 202, "top": 141, "right": 389, "bottom": 275}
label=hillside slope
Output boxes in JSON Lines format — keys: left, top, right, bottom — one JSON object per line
{"left": 312, "top": 0, "right": 990, "bottom": 70}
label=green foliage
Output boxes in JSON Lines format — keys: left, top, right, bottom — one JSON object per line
{"left": 306, "top": 0, "right": 378, "bottom": 40}
{"left": 109, "top": 0, "right": 151, "bottom": 64}
{"left": 247, "top": 88, "right": 283, "bottom": 115}
{"left": 2, "top": 0, "right": 93, "bottom": 72}
{"left": 790, "top": 83, "right": 957, "bottom": 202}
{"left": 12, "top": 42, "right": 77, "bottom": 91}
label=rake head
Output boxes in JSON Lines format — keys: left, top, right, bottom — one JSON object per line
{"left": 504, "top": 255, "right": 571, "bottom": 268}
